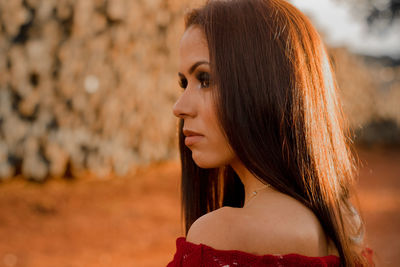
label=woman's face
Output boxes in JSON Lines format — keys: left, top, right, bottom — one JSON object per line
{"left": 173, "top": 26, "right": 236, "bottom": 168}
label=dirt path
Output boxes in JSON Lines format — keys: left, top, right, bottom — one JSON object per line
{"left": 0, "top": 148, "right": 398, "bottom": 267}
{"left": 0, "top": 163, "right": 182, "bottom": 267}
{"left": 356, "top": 148, "right": 400, "bottom": 266}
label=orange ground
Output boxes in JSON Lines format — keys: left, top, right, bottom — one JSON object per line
{"left": 0, "top": 147, "right": 399, "bottom": 267}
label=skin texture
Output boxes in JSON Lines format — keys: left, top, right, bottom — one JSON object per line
{"left": 173, "top": 26, "right": 270, "bottom": 206}
{"left": 173, "top": 26, "right": 337, "bottom": 257}
{"left": 173, "top": 26, "right": 235, "bottom": 169}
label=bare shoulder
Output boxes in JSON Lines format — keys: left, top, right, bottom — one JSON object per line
{"left": 186, "top": 206, "right": 239, "bottom": 250}
{"left": 241, "top": 191, "right": 330, "bottom": 256}
{"left": 186, "top": 192, "right": 333, "bottom": 257}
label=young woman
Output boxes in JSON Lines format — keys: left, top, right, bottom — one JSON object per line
{"left": 167, "top": 0, "right": 372, "bottom": 266}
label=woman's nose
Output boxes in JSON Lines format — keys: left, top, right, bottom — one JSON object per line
{"left": 172, "top": 91, "right": 196, "bottom": 119}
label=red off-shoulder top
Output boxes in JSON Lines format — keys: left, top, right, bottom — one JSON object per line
{"left": 166, "top": 237, "right": 341, "bottom": 267}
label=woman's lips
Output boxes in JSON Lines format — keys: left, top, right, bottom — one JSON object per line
{"left": 183, "top": 129, "right": 204, "bottom": 146}
{"left": 185, "top": 135, "right": 203, "bottom": 146}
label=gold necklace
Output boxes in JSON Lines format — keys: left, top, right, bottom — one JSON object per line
{"left": 244, "top": 184, "right": 271, "bottom": 208}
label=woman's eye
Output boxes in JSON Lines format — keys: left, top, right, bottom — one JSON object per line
{"left": 179, "top": 78, "right": 188, "bottom": 89}
{"left": 196, "top": 72, "right": 210, "bottom": 88}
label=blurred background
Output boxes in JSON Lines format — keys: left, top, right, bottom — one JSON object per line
{"left": 0, "top": 0, "right": 399, "bottom": 266}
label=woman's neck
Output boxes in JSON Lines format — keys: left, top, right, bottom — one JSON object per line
{"left": 230, "top": 158, "right": 271, "bottom": 207}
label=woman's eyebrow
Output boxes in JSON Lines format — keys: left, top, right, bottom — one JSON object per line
{"left": 178, "top": 61, "right": 210, "bottom": 77}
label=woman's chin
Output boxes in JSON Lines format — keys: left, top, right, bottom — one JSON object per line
{"left": 190, "top": 146, "right": 235, "bottom": 169}
{"left": 191, "top": 153, "right": 229, "bottom": 169}
{"left": 191, "top": 153, "right": 214, "bottom": 169}
{"left": 192, "top": 158, "right": 215, "bottom": 169}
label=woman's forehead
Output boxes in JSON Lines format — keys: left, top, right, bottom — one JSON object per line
{"left": 179, "top": 26, "right": 209, "bottom": 70}
{"left": 181, "top": 26, "right": 207, "bottom": 47}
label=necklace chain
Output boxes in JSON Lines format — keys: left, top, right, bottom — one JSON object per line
{"left": 244, "top": 184, "right": 271, "bottom": 208}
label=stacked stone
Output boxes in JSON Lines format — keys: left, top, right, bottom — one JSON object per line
{"left": 0, "top": 0, "right": 201, "bottom": 180}
{"left": 331, "top": 48, "right": 400, "bottom": 143}
{"left": 1, "top": 1, "right": 399, "bottom": 181}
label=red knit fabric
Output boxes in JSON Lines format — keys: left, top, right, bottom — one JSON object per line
{"left": 166, "top": 237, "right": 341, "bottom": 267}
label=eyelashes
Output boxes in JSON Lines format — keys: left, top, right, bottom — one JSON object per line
{"left": 197, "top": 72, "right": 210, "bottom": 88}
{"left": 179, "top": 77, "right": 188, "bottom": 89}
{"left": 178, "top": 71, "right": 210, "bottom": 89}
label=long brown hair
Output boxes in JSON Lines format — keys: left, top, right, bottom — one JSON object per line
{"left": 178, "top": 0, "right": 368, "bottom": 265}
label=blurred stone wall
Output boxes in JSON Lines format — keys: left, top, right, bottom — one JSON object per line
{"left": 0, "top": 0, "right": 398, "bottom": 181}
{"left": 0, "top": 0, "right": 202, "bottom": 180}
{"left": 331, "top": 48, "right": 400, "bottom": 145}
